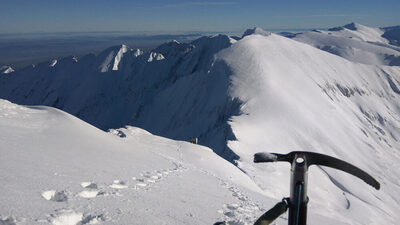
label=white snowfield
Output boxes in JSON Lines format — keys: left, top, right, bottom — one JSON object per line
{"left": 0, "top": 100, "right": 271, "bottom": 225}
{"left": 1, "top": 23, "right": 400, "bottom": 224}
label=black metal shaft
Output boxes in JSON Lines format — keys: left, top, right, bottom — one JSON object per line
{"left": 288, "top": 153, "right": 309, "bottom": 225}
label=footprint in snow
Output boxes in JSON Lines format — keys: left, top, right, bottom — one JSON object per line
{"left": 109, "top": 180, "right": 128, "bottom": 189}
{"left": 217, "top": 182, "right": 264, "bottom": 224}
{"left": 80, "top": 182, "right": 97, "bottom": 189}
{"left": 41, "top": 190, "right": 68, "bottom": 202}
{"left": 78, "top": 190, "right": 100, "bottom": 199}
{"left": 150, "top": 175, "right": 160, "bottom": 180}
{"left": 0, "top": 216, "right": 18, "bottom": 225}
{"left": 136, "top": 178, "right": 145, "bottom": 182}
{"left": 48, "top": 209, "right": 106, "bottom": 225}
{"left": 136, "top": 183, "right": 147, "bottom": 187}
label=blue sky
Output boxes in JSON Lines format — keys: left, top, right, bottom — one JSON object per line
{"left": 1, "top": 0, "right": 399, "bottom": 34}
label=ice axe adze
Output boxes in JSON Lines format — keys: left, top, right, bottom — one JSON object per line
{"left": 253, "top": 151, "right": 380, "bottom": 225}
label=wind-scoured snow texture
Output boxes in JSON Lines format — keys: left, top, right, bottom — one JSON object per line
{"left": 0, "top": 99, "right": 270, "bottom": 225}
{"left": 293, "top": 23, "right": 400, "bottom": 66}
{"left": 215, "top": 33, "right": 400, "bottom": 224}
{"left": 0, "top": 35, "right": 240, "bottom": 160}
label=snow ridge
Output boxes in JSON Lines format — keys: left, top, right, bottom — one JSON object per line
{"left": 112, "top": 44, "right": 128, "bottom": 71}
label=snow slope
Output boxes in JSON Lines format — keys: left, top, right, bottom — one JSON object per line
{"left": 293, "top": 23, "right": 400, "bottom": 66}
{"left": 0, "top": 99, "right": 271, "bottom": 225}
{"left": 215, "top": 33, "right": 400, "bottom": 224}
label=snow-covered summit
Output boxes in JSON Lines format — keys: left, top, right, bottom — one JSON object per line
{"left": 97, "top": 44, "right": 130, "bottom": 72}
{"left": 0, "top": 65, "right": 14, "bottom": 74}
{"left": 242, "top": 27, "right": 271, "bottom": 38}
{"left": 293, "top": 23, "right": 400, "bottom": 66}
{"left": 49, "top": 59, "right": 58, "bottom": 67}
{"left": 324, "top": 22, "right": 388, "bottom": 43}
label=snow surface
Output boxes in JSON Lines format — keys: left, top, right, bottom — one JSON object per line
{"left": 217, "top": 33, "right": 400, "bottom": 224}
{"left": 327, "top": 22, "right": 388, "bottom": 44}
{"left": 1, "top": 23, "right": 400, "bottom": 224}
{"left": 0, "top": 99, "right": 272, "bottom": 225}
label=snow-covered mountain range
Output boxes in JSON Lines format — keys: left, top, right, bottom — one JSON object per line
{"left": 1, "top": 23, "right": 400, "bottom": 224}
{"left": 292, "top": 22, "right": 400, "bottom": 66}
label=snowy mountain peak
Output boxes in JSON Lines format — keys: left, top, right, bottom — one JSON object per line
{"left": 0, "top": 66, "right": 14, "bottom": 74}
{"left": 49, "top": 59, "right": 57, "bottom": 67}
{"left": 147, "top": 52, "right": 165, "bottom": 62}
{"left": 328, "top": 22, "right": 362, "bottom": 31}
{"left": 293, "top": 22, "right": 399, "bottom": 66}
{"left": 343, "top": 22, "right": 360, "bottom": 30}
{"left": 153, "top": 40, "right": 194, "bottom": 58}
{"left": 132, "top": 48, "right": 144, "bottom": 57}
{"left": 97, "top": 44, "right": 129, "bottom": 72}
{"left": 325, "top": 22, "right": 387, "bottom": 43}
{"left": 112, "top": 44, "right": 128, "bottom": 71}
{"left": 242, "top": 27, "right": 271, "bottom": 38}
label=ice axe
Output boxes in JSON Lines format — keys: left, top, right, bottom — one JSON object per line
{"left": 253, "top": 151, "right": 380, "bottom": 225}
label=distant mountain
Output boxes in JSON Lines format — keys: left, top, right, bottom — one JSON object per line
{"left": 0, "top": 65, "right": 14, "bottom": 74}
{"left": 242, "top": 27, "right": 271, "bottom": 38}
{"left": 382, "top": 25, "right": 400, "bottom": 46}
{"left": 292, "top": 22, "right": 400, "bottom": 66}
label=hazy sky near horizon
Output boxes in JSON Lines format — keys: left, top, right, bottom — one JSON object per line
{"left": 1, "top": 0, "right": 399, "bottom": 34}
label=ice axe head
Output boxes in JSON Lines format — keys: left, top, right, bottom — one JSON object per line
{"left": 254, "top": 151, "right": 380, "bottom": 190}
